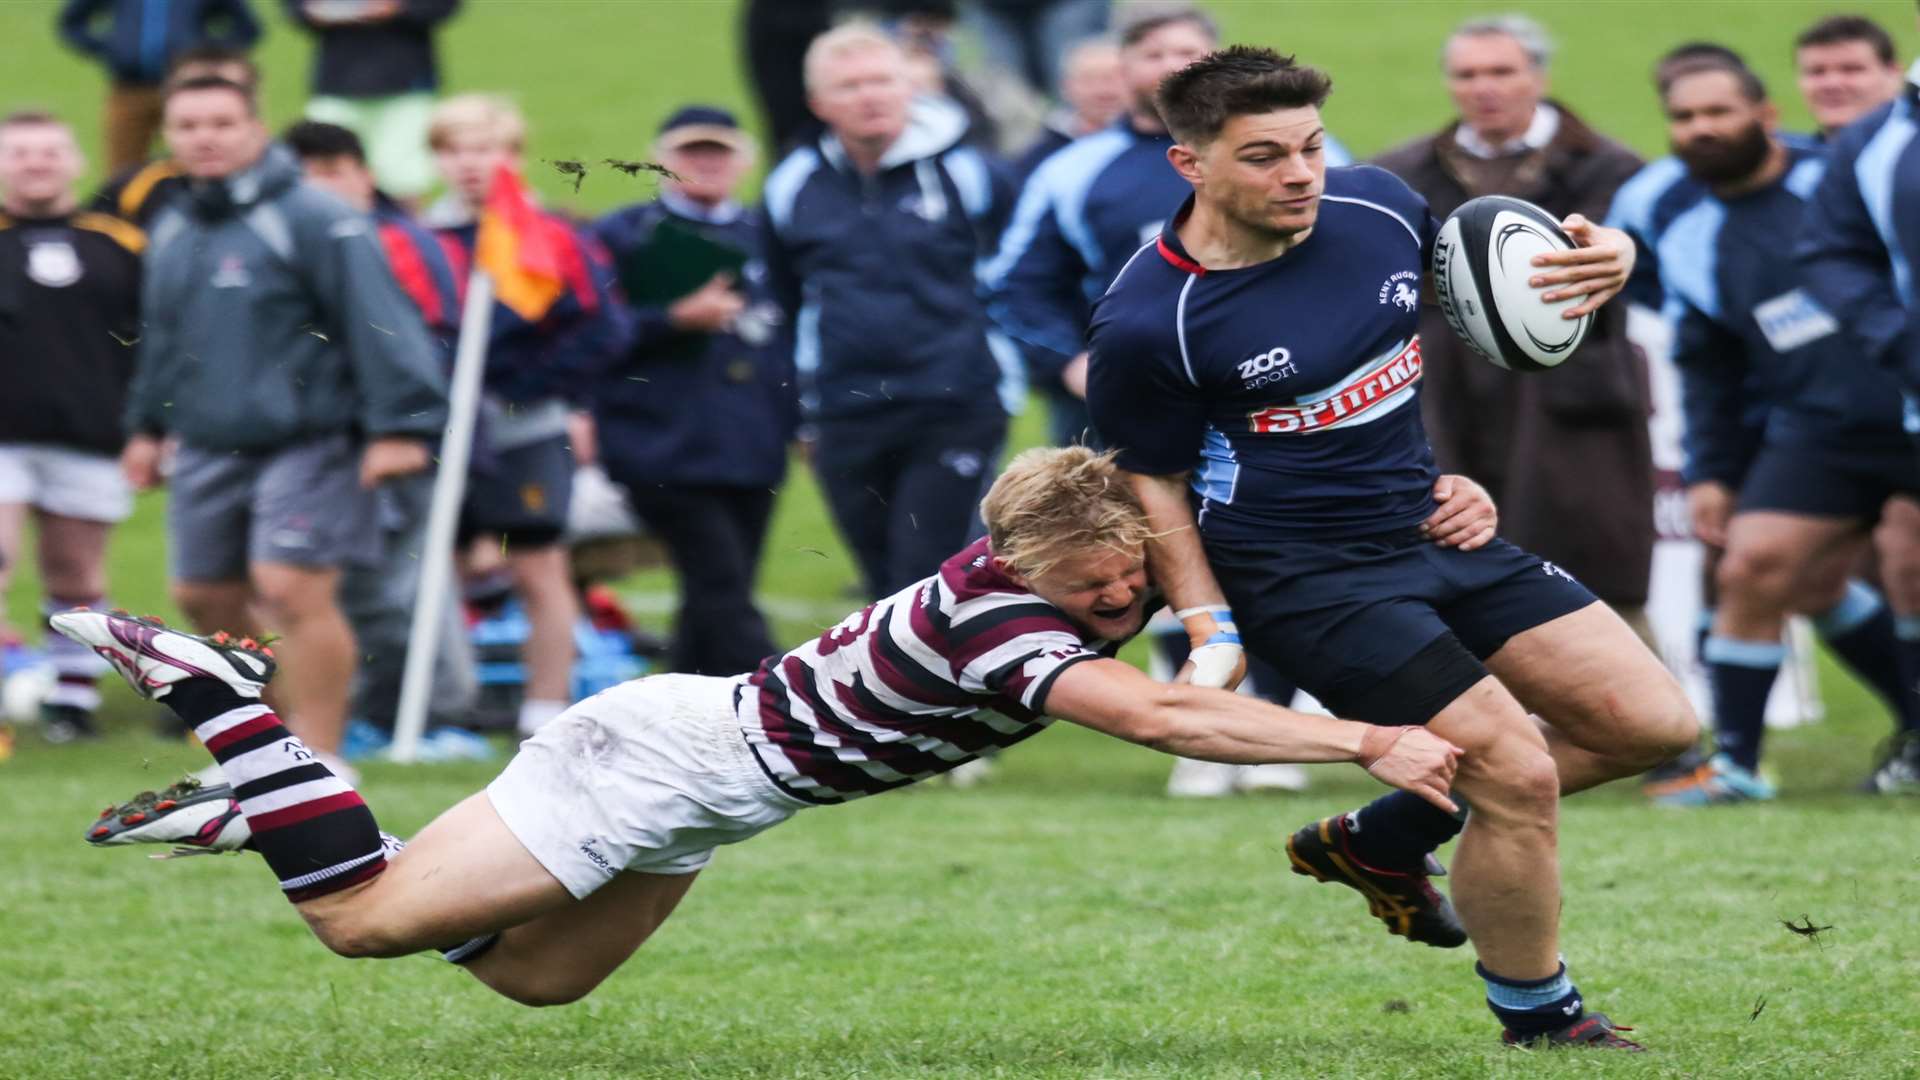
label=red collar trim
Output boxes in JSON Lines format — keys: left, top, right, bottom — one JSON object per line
{"left": 1156, "top": 235, "right": 1206, "bottom": 275}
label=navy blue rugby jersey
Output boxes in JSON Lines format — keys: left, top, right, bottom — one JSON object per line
{"left": 1661, "top": 141, "right": 1908, "bottom": 485}
{"left": 1085, "top": 165, "right": 1440, "bottom": 540}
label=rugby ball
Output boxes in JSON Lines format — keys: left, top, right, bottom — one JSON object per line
{"left": 1430, "top": 195, "right": 1592, "bottom": 372}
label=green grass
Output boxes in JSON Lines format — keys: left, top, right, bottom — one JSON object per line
{"left": 5, "top": 1, "right": 1920, "bottom": 1076}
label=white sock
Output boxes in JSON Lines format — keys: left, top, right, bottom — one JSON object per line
{"left": 518, "top": 698, "right": 568, "bottom": 736}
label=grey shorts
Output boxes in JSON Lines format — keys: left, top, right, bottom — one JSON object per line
{"left": 168, "top": 434, "right": 381, "bottom": 581}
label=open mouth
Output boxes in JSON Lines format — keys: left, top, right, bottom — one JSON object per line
{"left": 1091, "top": 603, "right": 1133, "bottom": 621}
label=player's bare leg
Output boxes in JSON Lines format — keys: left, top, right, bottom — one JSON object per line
{"left": 1421, "top": 677, "right": 1564, "bottom": 980}
{"left": 250, "top": 561, "right": 356, "bottom": 756}
{"left": 1486, "top": 602, "right": 1699, "bottom": 795}
{"left": 1868, "top": 497, "right": 1920, "bottom": 792}
{"left": 296, "top": 792, "right": 699, "bottom": 1006}
{"left": 507, "top": 544, "right": 578, "bottom": 735}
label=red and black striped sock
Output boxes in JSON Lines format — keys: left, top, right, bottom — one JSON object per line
{"left": 168, "top": 681, "right": 387, "bottom": 902}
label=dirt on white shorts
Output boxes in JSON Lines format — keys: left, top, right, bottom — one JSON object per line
{"left": 0, "top": 444, "right": 132, "bottom": 522}
{"left": 486, "top": 673, "right": 810, "bottom": 898}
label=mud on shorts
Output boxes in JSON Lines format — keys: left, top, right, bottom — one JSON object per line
{"left": 486, "top": 674, "right": 811, "bottom": 898}
{"left": 1206, "top": 528, "right": 1599, "bottom": 727}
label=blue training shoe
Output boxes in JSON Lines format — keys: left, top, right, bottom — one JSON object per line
{"left": 1647, "top": 753, "right": 1776, "bottom": 807}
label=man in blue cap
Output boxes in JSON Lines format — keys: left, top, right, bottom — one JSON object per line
{"left": 593, "top": 106, "right": 796, "bottom": 677}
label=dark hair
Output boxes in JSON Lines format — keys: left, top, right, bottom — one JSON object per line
{"left": 1659, "top": 57, "right": 1768, "bottom": 105}
{"left": 1795, "top": 15, "right": 1897, "bottom": 66}
{"left": 165, "top": 44, "right": 260, "bottom": 89}
{"left": 283, "top": 120, "right": 367, "bottom": 164}
{"left": 1653, "top": 41, "right": 1746, "bottom": 87}
{"left": 1157, "top": 46, "right": 1332, "bottom": 145}
{"left": 0, "top": 109, "right": 63, "bottom": 131}
{"left": 1115, "top": 2, "right": 1218, "bottom": 48}
{"left": 163, "top": 74, "right": 257, "bottom": 116}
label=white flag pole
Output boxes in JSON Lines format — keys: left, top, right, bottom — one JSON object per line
{"left": 390, "top": 268, "right": 494, "bottom": 763}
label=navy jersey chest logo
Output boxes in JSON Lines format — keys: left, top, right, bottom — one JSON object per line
{"left": 1246, "top": 336, "right": 1423, "bottom": 434}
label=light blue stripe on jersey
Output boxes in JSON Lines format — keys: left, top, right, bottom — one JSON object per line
{"left": 984, "top": 329, "right": 1028, "bottom": 416}
{"left": 1858, "top": 95, "right": 1918, "bottom": 303}
{"left": 794, "top": 298, "right": 821, "bottom": 413}
{"left": 1605, "top": 156, "right": 1688, "bottom": 231}
{"left": 1783, "top": 156, "right": 1829, "bottom": 200}
{"left": 762, "top": 147, "right": 821, "bottom": 233}
{"left": 982, "top": 128, "right": 1132, "bottom": 289}
{"left": 1657, "top": 199, "right": 1727, "bottom": 318}
{"left": 1193, "top": 424, "right": 1240, "bottom": 524}
{"left": 942, "top": 146, "right": 995, "bottom": 219}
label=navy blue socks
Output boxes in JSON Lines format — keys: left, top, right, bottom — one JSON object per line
{"left": 1480, "top": 960, "right": 1583, "bottom": 1036}
{"left": 1702, "top": 636, "right": 1785, "bottom": 771}
{"left": 1338, "top": 789, "right": 1466, "bottom": 872}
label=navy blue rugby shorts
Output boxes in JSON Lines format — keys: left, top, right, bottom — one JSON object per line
{"left": 1205, "top": 528, "right": 1597, "bottom": 727}
{"left": 1735, "top": 434, "right": 1920, "bottom": 520}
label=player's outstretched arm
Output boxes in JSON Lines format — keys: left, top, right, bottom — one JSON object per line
{"left": 1125, "top": 470, "right": 1245, "bottom": 689}
{"left": 1529, "top": 214, "right": 1637, "bottom": 318}
{"left": 1046, "top": 658, "right": 1462, "bottom": 812}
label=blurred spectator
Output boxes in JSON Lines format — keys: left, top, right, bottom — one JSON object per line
{"left": 593, "top": 106, "right": 795, "bottom": 676}
{"left": 285, "top": 119, "right": 478, "bottom": 734}
{"left": 1010, "top": 35, "right": 1124, "bottom": 180}
{"left": 1794, "top": 14, "right": 1904, "bottom": 137}
{"left": 0, "top": 111, "right": 144, "bottom": 741}
{"left": 123, "top": 76, "right": 447, "bottom": 773}
{"left": 421, "top": 94, "right": 631, "bottom": 736}
{"left": 888, "top": 1, "right": 1003, "bottom": 151}
{"left": 966, "top": 0, "right": 1110, "bottom": 98}
{"left": 89, "top": 46, "right": 259, "bottom": 227}
{"left": 1374, "top": 14, "right": 1655, "bottom": 630}
{"left": 987, "top": 3, "right": 1351, "bottom": 449}
{"left": 741, "top": 0, "right": 837, "bottom": 156}
{"left": 762, "top": 23, "right": 1016, "bottom": 598}
{"left": 284, "top": 0, "right": 462, "bottom": 203}
{"left": 57, "top": 0, "right": 261, "bottom": 173}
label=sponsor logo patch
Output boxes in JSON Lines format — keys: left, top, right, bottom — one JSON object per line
{"left": 1246, "top": 337, "right": 1423, "bottom": 435}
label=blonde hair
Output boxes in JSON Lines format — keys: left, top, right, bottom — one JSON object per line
{"left": 982, "top": 447, "right": 1155, "bottom": 580}
{"left": 804, "top": 20, "right": 904, "bottom": 92}
{"left": 427, "top": 93, "right": 526, "bottom": 153}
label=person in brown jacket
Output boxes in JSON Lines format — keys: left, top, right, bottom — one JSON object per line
{"left": 1374, "top": 14, "right": 1655, "bottom": 631}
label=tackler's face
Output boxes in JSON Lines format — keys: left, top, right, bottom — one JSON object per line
{"left": 1005, "top": 546, "right": 1150, "bottom": 642}
{"left": 1184, "top": 106, "right": 1328, "bottom": 241}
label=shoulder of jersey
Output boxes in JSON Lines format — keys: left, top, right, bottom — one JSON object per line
{"left": 1032, "top": 126, "right": 1135, "bottom": 184}
{"left": 1323, "top": 164, "right": 1424, "bottom": 214}
{"left": 69, "top": 211, "right": 147, "bottom": 255}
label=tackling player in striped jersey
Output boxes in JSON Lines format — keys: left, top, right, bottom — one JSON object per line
{"left": 61, "top": 446, "right": 1465, "bottom": 1011}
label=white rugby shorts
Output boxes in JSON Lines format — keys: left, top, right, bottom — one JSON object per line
{"left": 486, "top": 674, "right": 810, "bottom": 897}
{"left": 0, "top": 444, "right": 132, "bottom": 523}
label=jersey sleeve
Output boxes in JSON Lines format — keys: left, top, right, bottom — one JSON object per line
{"left": 1667, "top": 297, "right": 1757, "bottom": 487}
{"left": 1795, "top": 108, "right": 1920, "bottom": 392}
{"left": 1085, "top": 297, "right": 1211, "bottom": 476}
{"left": 981, "top": 165, "right": 1096, "bottom": 388}
{"left": 948, "top": 605, "right": 1103, "bottom": 713}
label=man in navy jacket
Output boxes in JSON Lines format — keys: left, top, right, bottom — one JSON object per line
{"left": 762, "top": 22, "right": 1018, "bottom": 599}
{"left": 595, "top": 107, "right": 796, "bottom": 676}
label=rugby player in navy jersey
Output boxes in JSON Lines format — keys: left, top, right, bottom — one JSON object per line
{"left": 1650, "top": 60, "right": 1920, "bottom": 802}
{"left": 56, "top": 446, "right": 1463, "bottom": 1012}
{"left": 1086, "top": 47, "right": 1697, "bottom": 1049}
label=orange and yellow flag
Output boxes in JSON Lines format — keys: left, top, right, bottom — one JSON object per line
{"left": 474, "top": 163, "right": 565, "bottom": 321}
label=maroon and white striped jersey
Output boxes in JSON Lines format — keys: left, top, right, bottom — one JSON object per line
{"left": 736, "top": 538, "right": 1125, "bottom": 803}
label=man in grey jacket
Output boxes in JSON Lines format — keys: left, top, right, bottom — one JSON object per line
{"left": 121, "top": 74, "right": 447, "bottom": 771}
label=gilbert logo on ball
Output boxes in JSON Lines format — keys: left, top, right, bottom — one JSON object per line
{"left": 1431, "top": 195, "right": 1592, "bottom": 372}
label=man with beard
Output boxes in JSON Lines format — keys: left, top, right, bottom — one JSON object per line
{"left": 1611, "top": 29, "right": 1919, "bottom": 801}
{"left": 1659, "top": 59, "right": 1920, "bottom": 801}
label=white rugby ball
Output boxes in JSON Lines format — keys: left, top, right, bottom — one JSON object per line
{"left": 1430, "top": 195, "right": 1591, "bottom": 372}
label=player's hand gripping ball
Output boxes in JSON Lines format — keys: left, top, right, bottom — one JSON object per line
{"left": 1430, "top": 194, "right": 1593, "bottom": 372}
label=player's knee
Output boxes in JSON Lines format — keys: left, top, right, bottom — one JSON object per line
{"left": 487, "top": 972, "right": 599, "bottom": 1008}
{"left": 1715, "top": 543, "right": 1794, "bottom": 605}
{"left": 1460, "top": 743, "right": 1560, "bottom": 819}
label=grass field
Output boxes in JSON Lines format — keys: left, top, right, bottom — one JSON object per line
{"left": 4, "top": 1, "right": 1920, "bottom": 1076}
